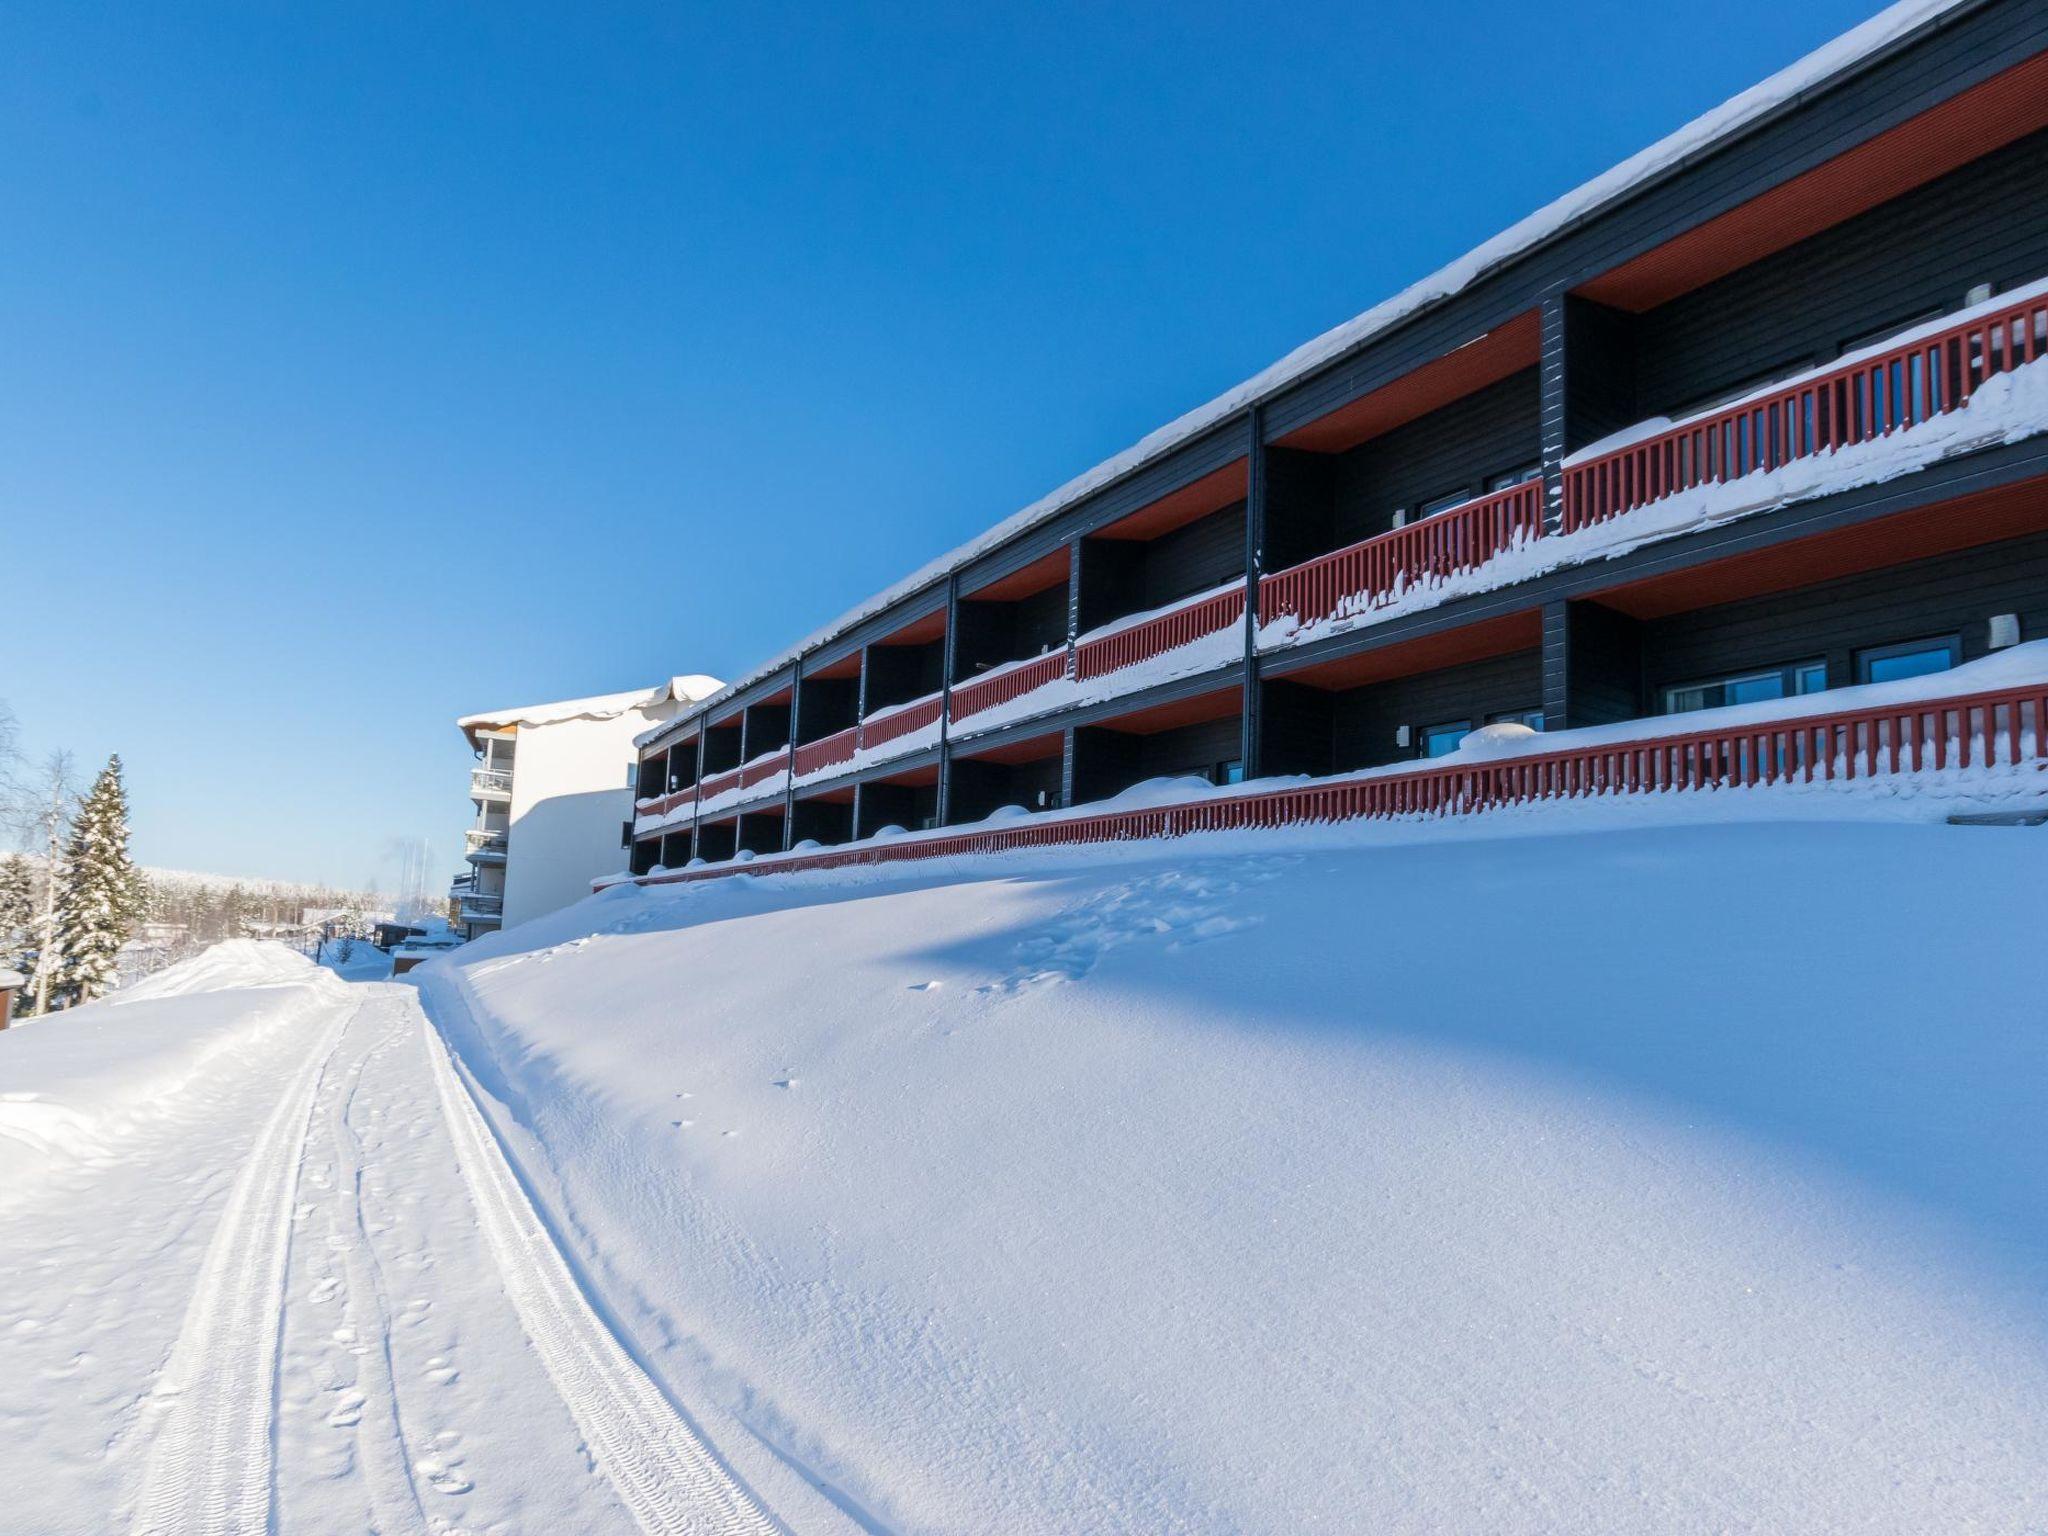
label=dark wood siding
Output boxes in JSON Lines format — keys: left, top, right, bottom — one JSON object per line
{"left": 1327, "top": 369, "right": 1542, "bottom": 545}
{"left": 1328, "top": 649, "right": 1544, "bottom": 772}
{"left": 1640, "top": 528, "right": 2048, "bottom": 701}
{"left": 1633, "top": 128, "right": 2048, "bottom": 418}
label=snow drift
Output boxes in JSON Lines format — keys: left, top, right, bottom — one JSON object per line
{"left": 0, "top": 943, "right": 348, "bottom": 1205}
{"left": 419, "top": 810, "right": 2048, "bottom": 1532}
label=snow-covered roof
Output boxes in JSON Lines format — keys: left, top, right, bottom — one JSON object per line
{"left": 0, "top": 968, "right": 24, "bottom": 990}
{"left": 463, "top": 676, "right": 723, "bottom": 744}
{"left": 642, "top": 0, "right": 1966, "bottom": 751}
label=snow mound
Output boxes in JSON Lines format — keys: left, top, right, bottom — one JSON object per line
{"left": 422, "top": 813, "right": 2048, "bottom": 1532}
{"left": 1457, "top": 721, "right": 1540, "bottom": 757}
{"left": 113, "top": 938, "right": 330, "bottom": 1003}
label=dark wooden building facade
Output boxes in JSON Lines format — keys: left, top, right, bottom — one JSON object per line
{"left": 630, "top": 1, "right": 2048, "bottom": 875}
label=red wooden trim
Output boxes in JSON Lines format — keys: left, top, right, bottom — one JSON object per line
{"left": 1075, "top": 588, "right": 1246, "bottom": 682}
{"left": 1562, "top": 292, "right": 2048, "bottom": 532}
{"left": 793, "top": 725, "right": 860, "bottom": 778}
{"left": 616, "top": 679, "right": 2047, "bottom": 890}
{"left": 949, "top": 649, "right": 1072, "bottom": 724}
{"left": 859, "top": 693, "right": 943, "bottom": 750}
{"left": 1258, "top": 480, "right": 1545, "bottom": 631}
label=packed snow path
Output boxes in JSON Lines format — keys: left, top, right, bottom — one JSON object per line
{"left": 0, "top": 976, "right": 785, "bottom": 1535}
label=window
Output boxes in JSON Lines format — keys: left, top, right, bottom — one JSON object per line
{"left": 1487, "top": 708, "right": 1544, "bottom": 731}
{"left": 1856, "top": 635, "right": 1959, "bottom": 686}
{"left": 1215, "top": 759, "right": 1245, "bottom": 786}
{"left": 1662, "top": 660, "right": 1826, "bottom": 716}
{"left": 1419, "top": 489, "right": 1472, "bottom": 518}
{"left": 1838, "top": 306, "right": 1944, "bottom": 359}
{"left": 1421, "top": 720, "right": 1470, "bottom": 758}
{"left": 1487, "top": 464, "right": 1543, "bottom": 492}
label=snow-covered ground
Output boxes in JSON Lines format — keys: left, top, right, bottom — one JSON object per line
{"left": 5, "top": 804, "right": 2046, "bottom": 1532}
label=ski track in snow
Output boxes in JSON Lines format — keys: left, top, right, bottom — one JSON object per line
{"left": 419, "top": 1002, "right": 784, "bottom": 1536}
{"left": 127, "top": 997, "right": 353, "bottom": 1536}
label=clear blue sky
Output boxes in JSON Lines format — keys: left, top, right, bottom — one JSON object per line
{"left": 2, "top": 0, "right": 1881, "bottom": 890}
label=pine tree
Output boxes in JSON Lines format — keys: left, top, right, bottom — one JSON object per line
{"left": 0, "top": 853, "right": 30, "bottom": 1018}
{"left": 53, "top": 755, "right": 142, "bottom": 1006}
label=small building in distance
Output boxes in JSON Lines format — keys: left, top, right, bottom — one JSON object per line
{"left": 453, "top": 677, "right": 722, "bottom": 938}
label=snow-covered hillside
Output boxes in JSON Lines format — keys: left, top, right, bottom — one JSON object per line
{"left": 421, "top": 811, "right": 2048, "bottom": 1533}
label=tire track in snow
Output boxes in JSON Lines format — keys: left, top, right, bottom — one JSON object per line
{"left": 127, "top": 996, "right": 354, "bottom": 1536}
{"left": 417, "top": 1002, "right": 782, "bottom": 1536}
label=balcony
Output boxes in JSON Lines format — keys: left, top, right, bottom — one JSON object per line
{"left": 470, "top": 766, "right": 514, "bottom": 798}
{"left": 458, "top": 892, "right": 503, "bottom": 918}
{"left": 1075, "top": 586, "right": 1244, "bottom": 682}
{"left": 1562, "top": 285, "right": 2048, "bottom": 531}
{"left": 465, "top": 828, "right": 509, "bottom": 862}
{"left": 950, "top": 650, "right": 1070, "bottom": 726}
{"left": 793, "top": 724, "right": 860, "bottom": 779}
{"left": 1259, "top": 479, "right": 1545, "bottom": 642}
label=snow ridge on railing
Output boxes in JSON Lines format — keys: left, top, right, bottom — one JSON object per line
{"left": 617, "top": 679, "right": 2048, "bottom": 889}
{"left": 1562, "top": 290, "right": 2048, "bottom": 531}
{"left": 1077, "top": 588, "right": 1245, "bottom": 681}
{"left": 1259, "top": 480, "right": 1544, "bottom": 632}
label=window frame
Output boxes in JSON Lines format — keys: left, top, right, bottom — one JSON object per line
{"left": 1419, "top": 719, "right": 1472, "bottom": 759}
{"left": 1659, "top": 658, "right": 1828, "bottom": 717}
{"left": 1854, "top": 634, "right": 1961, "bottom": 686}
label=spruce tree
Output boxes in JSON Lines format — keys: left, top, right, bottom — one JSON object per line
{"left": 54, "top": 755, "right": 142, "bottom": 1006}
{"left": 0, "top": 853, "right": 30, "bottom": 1017}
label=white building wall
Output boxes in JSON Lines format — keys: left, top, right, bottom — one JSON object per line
{"left": 499, "top": 701, "right": 680, "bottom": 928}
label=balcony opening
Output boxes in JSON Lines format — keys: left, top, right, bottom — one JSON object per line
{"left": 953, "top": 550, "right": 1071, "bottom": 680}
{"left": 1570, "top": 123, "right": 2048, "bottom": 453}
{"left": 635, "top": 747, "right": 669, "bottom": 802}
{"left": 696, "top": 818, "right": 738, "bottom": 864}
{"left": 1261, "top": 617, "right": 1544, "bottom": 775}
{"left": 667, "top": 734, "right": 699, "bottom": 792}
{"left": 795, "top": 655, "right": 861, "bottom": 746}
{"left": 855, "top": 774, "right": 939, "bottom": 841}
{"left": 702, "top": 717, "right": 743, "bottom": 775}
{"left": 659, "top": 830, "right": 692, "bottom": 869}
{"left": 741, "top": 689, "right": 793, "bottom": 764}
{"left": 946, "top": 732, "right": 1064, "bottom": 827}
{"left": 1070, "top": 688, "right": 1244, "bottom": 806}
{"left": 630, "top": 837, "right": 661, "bottom": 877}
{"left": 791, "top": 789, "right": 855, "bottom": 848}
{"left": 736, "top": 807, "right": 785, "bottom": 858}
{"left": 863, "top": 604, "right": 949, "bottom": 715}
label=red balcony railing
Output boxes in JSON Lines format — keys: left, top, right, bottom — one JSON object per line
{"left": 696, "top": 765, "right": 743, "bottom": 803}
{"left": 612, "top": 677, "right": 2045, "bottom": 889}
{"left": 793, "top": 726, "right": 859, "bottom": 778}
{"left": 739, "top": 747, "right": 790, "bottom": 790}
{"left": 860, "top": 692, "right": 944, "bottom": 751}
{"left": 1563, "top": 290, "right": 2048, "bottom": 532}
{"left": 1076, "top": 587, "right": 1246, "bottom": 682}
{"left": 1259, "top": 479, "right": 1545, "bottom": 632}
{"left": 949, "top": 649, "right": 1072, "bottom": 724}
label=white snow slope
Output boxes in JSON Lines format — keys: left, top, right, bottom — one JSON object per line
{"left": 417, "top": 806, "right": 2048, "bottom": 1534}
{"left": 5, "top": 803, "right": 2047, "bottom": 1532}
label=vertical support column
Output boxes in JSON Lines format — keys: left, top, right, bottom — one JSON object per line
{"left": 1239, "top": 404, "right": 1267, "bottom": 780}
{"left": 1539, "top": 290, "right": 1570, "bottom": 537}
{"left": 936, "top": 571, "right": 960, "bottom": 825}
{"left": 1062, "top": 540, "right": 1083, "bottom": 808}
{"left": 783, "top": 659, "right": 803, "bottom": 849}
{"left": 690, "top": 728, "right": 707, "bottom": 849}
{"left": 1060, "top": 726, "right": 1077, "bottom": 810}
{"left": 1543, "top": 597, "right": 1645, "bottom": 731}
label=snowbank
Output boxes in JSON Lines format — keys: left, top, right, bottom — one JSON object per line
{"left": 0, "top": 943, "right": 348, "bottom": 1206}
{"left": 422, "top": 810, "right": 2048, "bottom": 1532}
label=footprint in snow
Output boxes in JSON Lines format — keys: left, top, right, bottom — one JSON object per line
{"left": 424, "top": 1357, "right": 459, "bottom": 1385}
{"left": 907, "top": 980, "right": 941, "bottom": 992}
{"left": 326, "top": 1390, "right": 366, "bottom": 1428}
{"left": 414, "top": 1455, "right": 473, "bottom": 1496}
{"left": 308, "top": 1276, "right": 342, "bottom": 1305}
{"left": 773, "top": 1077, "right": 799, "bottom": 1089}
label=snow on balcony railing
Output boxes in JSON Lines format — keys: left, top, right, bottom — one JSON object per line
{"left": 1259, "top": 479, "right": 1544, "bottom": 636}
{"left": 739, "top": 747, "right": 791, "bottom": 790}
{"left": 793, "top": 726, "right": 860, "bottom": 778}
{"left": 1076, "top": 586, "right": 1245, "bottom": 682}
{"left": 1563, "top": 284, "right": 2048, "bottom": 532}
{"left": 470, "top": 767, "right": 514, "bottom": 795}
{"left": 859, "top": 692, "right": 944, "bottom": 751}
{"left": 950, "top": 649, "right": 1072, "bottom": 725}
{"left": 458, "top": 893, "right": 504, "bottom": 915}
{"left": 464, "top": 828, "right": 508, "bottom": 853}
{"left": 606, "top": 647, "right": 2048, "bottom": 891}
{"left": 697, "top": 765, "right": 743, "bottom": 803}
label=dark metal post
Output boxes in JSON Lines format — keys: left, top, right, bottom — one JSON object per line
{"left": 1240, "top": 403, "right": 1267, "bottom": 779}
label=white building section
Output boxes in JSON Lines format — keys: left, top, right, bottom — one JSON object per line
{"left": 454, "top": 677, "right": 721, "bottom": 936}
